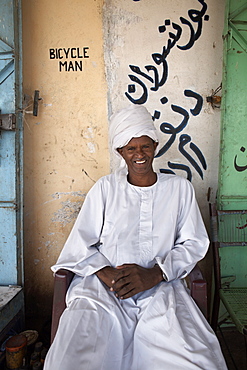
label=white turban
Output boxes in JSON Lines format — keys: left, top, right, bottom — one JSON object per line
{"left": 109, "top": 105, "right": 159, "bottom": 158}
{"left": 109, "top": 105, "right": 160, "bottom": 178}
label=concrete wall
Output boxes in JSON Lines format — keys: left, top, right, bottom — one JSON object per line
{"left": 104, "top": 0, "right": 224, "bottom": 220}
{"left": 22, "top": 0, "right": 225, "bottom": 325}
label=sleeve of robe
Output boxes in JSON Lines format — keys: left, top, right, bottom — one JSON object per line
{"left": 155, "top": 178, "right": 209, "bottom": 282}
{"left": 51, "top": 179, "right": 111, "bottom": 277}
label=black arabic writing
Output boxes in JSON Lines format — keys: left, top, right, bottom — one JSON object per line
{"left": 234, "top": 146, "right": 247, "bottom": 172}
{"left": 125, "top": 1, "right": 209, "bottom": 181}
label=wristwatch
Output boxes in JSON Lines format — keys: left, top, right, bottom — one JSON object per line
{"left": 162, "top": 272, "right": 168, "bottom": 281}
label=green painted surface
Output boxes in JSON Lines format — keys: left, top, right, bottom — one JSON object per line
{"left": 218, "top": 0, "right": 247, "bottom": 210}
{"left": 217, "top": 0, "right": 247, "bottom": 306}
{"left": 218, "top": 210, "right": 247, "bottom": 242}
{"left": 219, "top": 246, "right": 247, "bottom": 287}
{"left": 217, "top": 209, "right": 247, "bottom": 289}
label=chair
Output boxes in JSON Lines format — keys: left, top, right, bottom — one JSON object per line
{"left": 50, "top": 269, "right": 74, "bottom": 344}
{"left": 209, "top": 203, "right": 247, "bottom": 339}
{"left": 50, "top": 265, "right": 208, "bottom": 344}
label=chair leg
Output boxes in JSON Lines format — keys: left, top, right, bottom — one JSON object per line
{"left": 211, "top": 291, "right": 220, "bottom": 332}
{"left": 245, "top": 335, "right": 247, "bottom": 370}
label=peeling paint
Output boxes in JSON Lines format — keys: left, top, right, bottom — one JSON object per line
{"left": 50, "top": 191, "right": 86, "bottom": 226}
{"left": 84, "top": 126, "right": 94, "bottom": 139}
{"left": 87, "top": 142, "right": 96, "bottom": 153}
{"left": 51, "top": 191, "right": 86, "bottom": 200}
{"left": 80, "top": 127, "right": 98, "bottom": 153}
{"left": 52, "top": 198, "right": 84, "bottom": 226}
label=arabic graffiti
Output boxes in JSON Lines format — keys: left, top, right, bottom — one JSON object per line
{"left": 234, "top": 146, "right": 247, "bottom": 172}
{"left": 125, "top": 0, "right": 209, "bottom": 181}
{"left": 153, "top": 90, "right": 206, "bottom": 181}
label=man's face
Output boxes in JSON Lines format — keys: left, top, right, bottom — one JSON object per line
{"left": 117, "top": 136, "right": 158, "bottom": 178}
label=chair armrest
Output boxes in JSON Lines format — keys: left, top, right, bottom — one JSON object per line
{"left": 189, "top": 265, "right": 208, "bottom": 319}
{"left": 50, "top": 269, "right": 74, "bottom": 344}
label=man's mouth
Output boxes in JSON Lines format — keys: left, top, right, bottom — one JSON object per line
{"left": 134, "top": 160, "right": 146, "bottom": 164}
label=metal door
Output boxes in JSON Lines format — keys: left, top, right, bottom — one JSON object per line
{"left": 0, "top": 0, "right": 23, "bottom": 285}
{"left": 218, "top": 0, "right": 247, "bottom": 210}
{"left": 215, "top": 0, "right": 247, "bottom": 322}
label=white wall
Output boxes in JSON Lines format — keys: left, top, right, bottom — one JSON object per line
{"left": 104, "top": 0, "right": 225, "bottom": 226}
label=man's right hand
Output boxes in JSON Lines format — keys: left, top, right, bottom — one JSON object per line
{"left": 96, "top": 266, "right": 119, "bottom": 288}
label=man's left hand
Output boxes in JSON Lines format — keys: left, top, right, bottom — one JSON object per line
{"left": 110, "top": 263, "right": 163, "bottom": 299}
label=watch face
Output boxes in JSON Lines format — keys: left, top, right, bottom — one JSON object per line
{"left": 162, "top": 273, "right": 167, "bottom": 281}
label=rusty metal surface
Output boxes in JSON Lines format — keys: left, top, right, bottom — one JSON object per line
{"left": 0, "top": 286, "right": 22, "bottom": 309}
{"left": 0, "top": 114, "right": 16, "bottom": 130}
{"left": 0, "top": 287, "right": 24, "bottom": 333}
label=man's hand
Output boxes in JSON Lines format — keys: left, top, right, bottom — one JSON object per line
{"left": 96, "top": 266, "right": 119, "bottom": 288}
{"left": 110, "top": 264, "right": 163, "bottom": 299}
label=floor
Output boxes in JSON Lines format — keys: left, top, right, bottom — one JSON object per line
{"left": 0, "top": 318, "right": 246, "bottom": 369}
{"left": 217, "top": 327, "right": 246, "bottom": 370}
{"left": 35, "top": 324, "right": 247, "bottom": 369}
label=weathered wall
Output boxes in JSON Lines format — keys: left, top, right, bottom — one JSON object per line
{"left": 22, "top": 0, "right": 109, "bottom": 322}
{"left": 22, "top": 0, "right": 225, "bottom": 326}
{"left": 103, "top": 0, "right": 225, "bottom": 292}
{"left": 104, "top": 0, "right": 225, "bottom": 222}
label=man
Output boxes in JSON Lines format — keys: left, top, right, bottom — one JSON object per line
{"left": 44, "top": 105, "right": 227, "bottom": 369}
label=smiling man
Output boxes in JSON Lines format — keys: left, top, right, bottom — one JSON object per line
{"left": 117, "top": 136, "right": 158, "bottom": 186}
{"left": 44, "top": 105, "right": 227, "bottom": 370}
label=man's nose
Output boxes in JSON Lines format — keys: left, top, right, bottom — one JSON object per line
{"left": 135, "top": 147, "right": 144, "bottom": 156}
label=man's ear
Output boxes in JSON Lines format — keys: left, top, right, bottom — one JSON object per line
{"left": 154, "top": 141, "right": 158, "bottom": 150}
{"left": 117, "top": 147, "right": 123, "bottom": 157}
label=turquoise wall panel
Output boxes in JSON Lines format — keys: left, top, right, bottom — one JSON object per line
{"left": 0, "top": 0, "right": 23, "bottom": 285}
{"left": 218, "top": 0, "right": 247, "bottom": 210}
{"left": 0, "top": 207, "right": 17, "bottom": 284}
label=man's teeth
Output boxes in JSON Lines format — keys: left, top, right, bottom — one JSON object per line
{"left": 135, "top": 160, "right": 146, "bottom": 164}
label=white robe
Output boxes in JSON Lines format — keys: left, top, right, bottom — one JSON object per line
{"left": 44, "top": 173, "right": 227, "bottom": 370}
